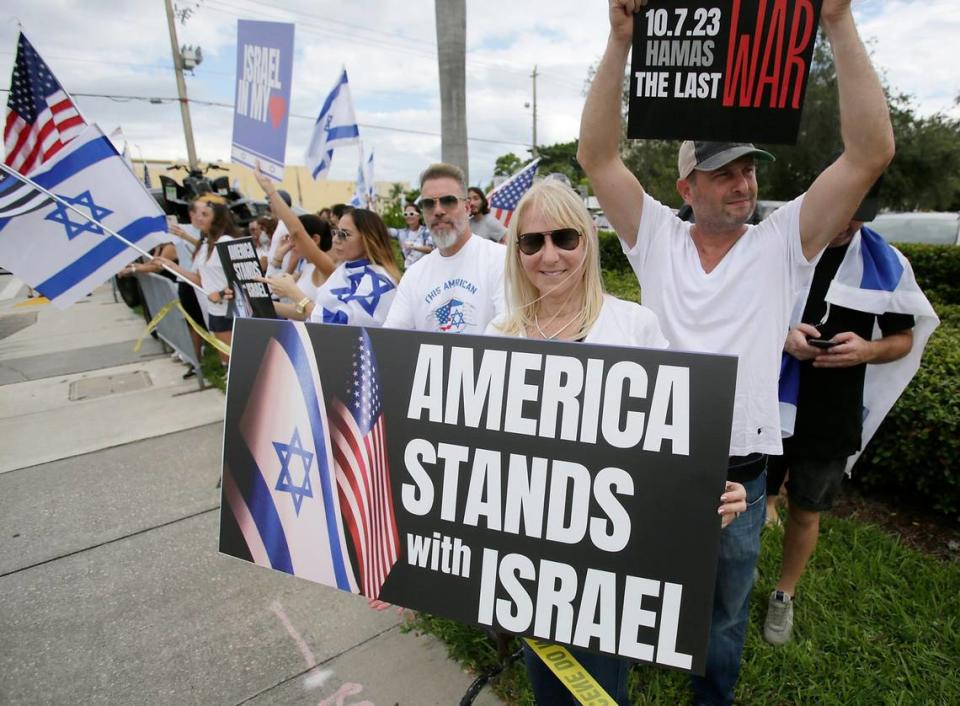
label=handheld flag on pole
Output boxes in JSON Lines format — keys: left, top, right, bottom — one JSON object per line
{"left": 305, "top": 68, "right": 360, "bottom": 181}
{"left": 0, "top": 124, "right": 180, "bottom": 308}
{"left": 4, "top": 32, "right": 86, "bottom": 174}
{"left": 489, "top": 158, "right": 541, "bottom": 226}
{"left": 364, "top": 148, "right": 375, "bottom": 206}
{"left": 349, "top": 144, "right": 367, "bottom": 208}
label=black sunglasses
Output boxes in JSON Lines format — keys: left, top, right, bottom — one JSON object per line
{"left": 517, "top": 228, "right": 582, "bottom": 256}
{"left": 419, "top": 195, "right": 462, "bottom": 211}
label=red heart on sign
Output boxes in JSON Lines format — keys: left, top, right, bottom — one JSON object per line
{"left": 268, "top": 95, "right": 287, "bottom": 129}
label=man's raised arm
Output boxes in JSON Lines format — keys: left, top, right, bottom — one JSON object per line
{"left": 799, "top": 0, "right": 895, "bottom": 260}
{"left": 577, "top": 0, "right": 647, "bottom": 249}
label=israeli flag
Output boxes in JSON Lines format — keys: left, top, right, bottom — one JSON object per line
{"left": 223, "top": 321, "right": 359, "bottom": 592}
{"left": 779, "top": 226, "right": 940, "bottom": 472}
{"left": 364, "top": 148, "right": 375, "bottom": 203}
{"left": 349, "top": 144, "right": 367, "bottom": 208}
{"left": 0, "top": 124, "right": 169, "bottom": 308}
{"left": 305, "top": 68, "right": 360, "bottom": 181}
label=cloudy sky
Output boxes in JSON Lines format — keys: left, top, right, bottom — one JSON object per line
{"left": 2, "top": 1, "right": 958, "bottom": 188}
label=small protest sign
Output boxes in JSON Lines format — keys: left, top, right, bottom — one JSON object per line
{"left": 215, "top": 237, "right": 276, "bottom": 319}
{"left": 231, "top": 20, "right": 295, "bottom": 181}
{"left": 218, "top": 319, "right": 738, "bottom": 675}
{"left": 628, "top": 0, "right": 821, "bottom": 143}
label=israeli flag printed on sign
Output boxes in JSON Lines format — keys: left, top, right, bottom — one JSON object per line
{"left": 224, "top": 321, "right": 359, "bottom": 592}
{"left": 305, "top": 67, "right": 360, "bottom": 180}
{"left": 0, "top": 124, "right": 169, "bottom": 308}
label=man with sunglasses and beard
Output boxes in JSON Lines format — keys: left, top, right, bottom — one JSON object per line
{"left": 578, "top": 1, "right": 895, "bottom": 704}
{"left": 383, "top": 163, "right": 506, "bottom": 335}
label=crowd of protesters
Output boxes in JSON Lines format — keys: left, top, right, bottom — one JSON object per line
{"left": 114, "top": 2, "right": 938, "bottom": 702}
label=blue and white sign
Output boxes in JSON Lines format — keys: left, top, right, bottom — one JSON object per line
{"left": 231, "top": 20, "right": 295, "bottom": 181}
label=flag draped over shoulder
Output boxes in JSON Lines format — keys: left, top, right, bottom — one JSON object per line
{"left": 779, "top": 226, "right": 939, "bottom": 472}
{"left": 0, "top": 124, "right": 170, "bottom": 308}
{"left": 305, "top": 68, "right": 359, "bottom": 180}
{"left": 4, "top": 32, "right": 85, "bottom": 174}
{"left": 329, "top": 329, "right": 400, "bottom": 599}
{"left": 489, "top": 158, "right": 540, "bottom": 226}
{"left": 226, "top": 321, "right": 360, "bottom": 592}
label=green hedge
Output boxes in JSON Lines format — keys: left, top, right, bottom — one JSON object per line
{"left": 855, "top": 304, "right": 960, "bottom": 517}
{"left": 893, "top": 243, "right": 960, "bottom": 306}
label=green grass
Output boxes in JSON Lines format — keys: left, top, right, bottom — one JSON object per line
{"left": 201, "top": 344, "right": 227, "bottom": 391}
{"left": 408, "top": 514, "right": 960, "bottom": 705}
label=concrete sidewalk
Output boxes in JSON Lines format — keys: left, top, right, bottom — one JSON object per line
{"left": 0, "top": 284, "right": 504, "bottom": 706}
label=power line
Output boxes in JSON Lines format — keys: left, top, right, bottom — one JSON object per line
{"left": 0, "top": 88, "right": 533, "bottom": 148}
{"left": 198, "top": 0, "right": 586, "bottom": 92}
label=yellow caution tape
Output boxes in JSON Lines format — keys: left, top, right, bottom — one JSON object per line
{"left": 524, "top": 638, "right": 616, "bottom": 705}
{"left": 134, "top": 298, "right": 232, "bottom": 356}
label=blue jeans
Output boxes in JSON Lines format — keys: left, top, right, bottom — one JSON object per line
{"left": 690, "top": 470, "right": 766, "bottom": 706}
{"left": 523, "top": 642, "right": 630, "bottom": 705}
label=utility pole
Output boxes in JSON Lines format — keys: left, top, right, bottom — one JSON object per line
{"left": 163, "top": 0, "right": 199, "bottom": 171}
{"left": 531, "top": 65, "right": 538, "bottom": 155}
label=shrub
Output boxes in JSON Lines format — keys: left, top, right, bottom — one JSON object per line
{"left": 855, "top": 304, "right": 960, "bottom": 517}
{"left": 894, "top": 243, "right": 960, "bottom": 306}
{"left": 598, "top": 229, "right": 632, "bottom": 273}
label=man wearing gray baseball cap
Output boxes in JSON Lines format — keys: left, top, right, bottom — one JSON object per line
{"left": 578, "top": 0, "right": 894, "bottom": 704}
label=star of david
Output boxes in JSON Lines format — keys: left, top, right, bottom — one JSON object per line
{"left": 330, "top": 268, "right": 395, "bottom": 315}
{"left": 44, "top": 190, "right": 113, "bottom": 240}
{"left": 449, "top": 309, "right": 466, "bottom": 328}
{"left": 273, "top": 428, "right": 314, "bottom": 515}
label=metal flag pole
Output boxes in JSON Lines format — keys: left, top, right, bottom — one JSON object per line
{"left": 0, "top": 161, "right": 212, "bottom": 296}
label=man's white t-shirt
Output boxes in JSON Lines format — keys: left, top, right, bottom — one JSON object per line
{"left": 624, "top": 193, "right": 816, "bottom": 456}
{"left": 384, "top": 234, "right": 506, "bottom": 334}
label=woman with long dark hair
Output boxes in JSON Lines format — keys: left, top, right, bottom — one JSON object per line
{"left": 155, "top": 200, "right": 238, "bottom": 363}
{"left": 251, "top": 166, "right": 400, "bottom": 326}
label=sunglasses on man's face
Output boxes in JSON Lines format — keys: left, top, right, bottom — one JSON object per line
{"left": 419, "top": 195, "right": 463, "bottom": 211}
{"left": 517, "top": 228, "right": 582, "bottom": 256}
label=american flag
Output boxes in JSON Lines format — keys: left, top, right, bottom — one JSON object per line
{"left": 329, "top": 329, "right": 400, "bottom": 599}
{"left": 4, "top": 33, "right": 85, "bottom": 175}
{"left": 489, "top": 158, "right": 540, "bottom": 226}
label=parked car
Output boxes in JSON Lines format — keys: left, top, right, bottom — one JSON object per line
{"left": 866, "top": 212, "right": 960, "bottom": 246}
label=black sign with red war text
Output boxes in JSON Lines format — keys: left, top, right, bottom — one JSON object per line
{"left": 628, "top": 0, "right": 822, "bottom": 143}
{"left": 219, "top": 319, "right": 737, "bottom": 675}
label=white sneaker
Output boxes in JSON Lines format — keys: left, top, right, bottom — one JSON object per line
{"left": 764, "top": 590, "right": 794, "bottom": 645}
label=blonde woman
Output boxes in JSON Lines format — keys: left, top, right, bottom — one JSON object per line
{"left": 487, "top": 180, "right": 746, "bottom": 705}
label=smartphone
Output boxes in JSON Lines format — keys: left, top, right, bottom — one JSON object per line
{"left": 807, "top": 337, "right": 837, "bottom": 349}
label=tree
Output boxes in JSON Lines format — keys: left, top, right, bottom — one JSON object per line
{"left": 494, "top": 152, "right": 524, "bottom": 177}
{"left": 435, "top": 0, "right": 468, "bottom": 182}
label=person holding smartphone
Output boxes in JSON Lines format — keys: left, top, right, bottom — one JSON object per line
{"left": 763, "top": 186, "right": 925, "bottom": 647}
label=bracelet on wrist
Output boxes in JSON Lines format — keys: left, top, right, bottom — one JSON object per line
{"left": 295, "top": 296, "right": 311, "bottom": 315}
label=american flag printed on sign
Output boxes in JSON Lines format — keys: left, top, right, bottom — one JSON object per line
{"left": 329, "top": 329, "right": 401, "bottom": 599}
{"left": 4, "top": 33, "right": 86, "bottom": 174}
{"left": 489, "top": 158, "right": 540, "bottom": 227}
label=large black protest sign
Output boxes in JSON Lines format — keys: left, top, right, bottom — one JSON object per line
{"left": 219, "top": 319, "right": 737, "bottom": 675}
{"left": 216, "top": 237, "right": 276, "bottom": 319}
{"left": 628, "top": 0, "right": 821, "bottom": 143}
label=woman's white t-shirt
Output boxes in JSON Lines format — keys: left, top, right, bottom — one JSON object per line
{"left": 195, "top": 234, "right": 235, "bottom": 317}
